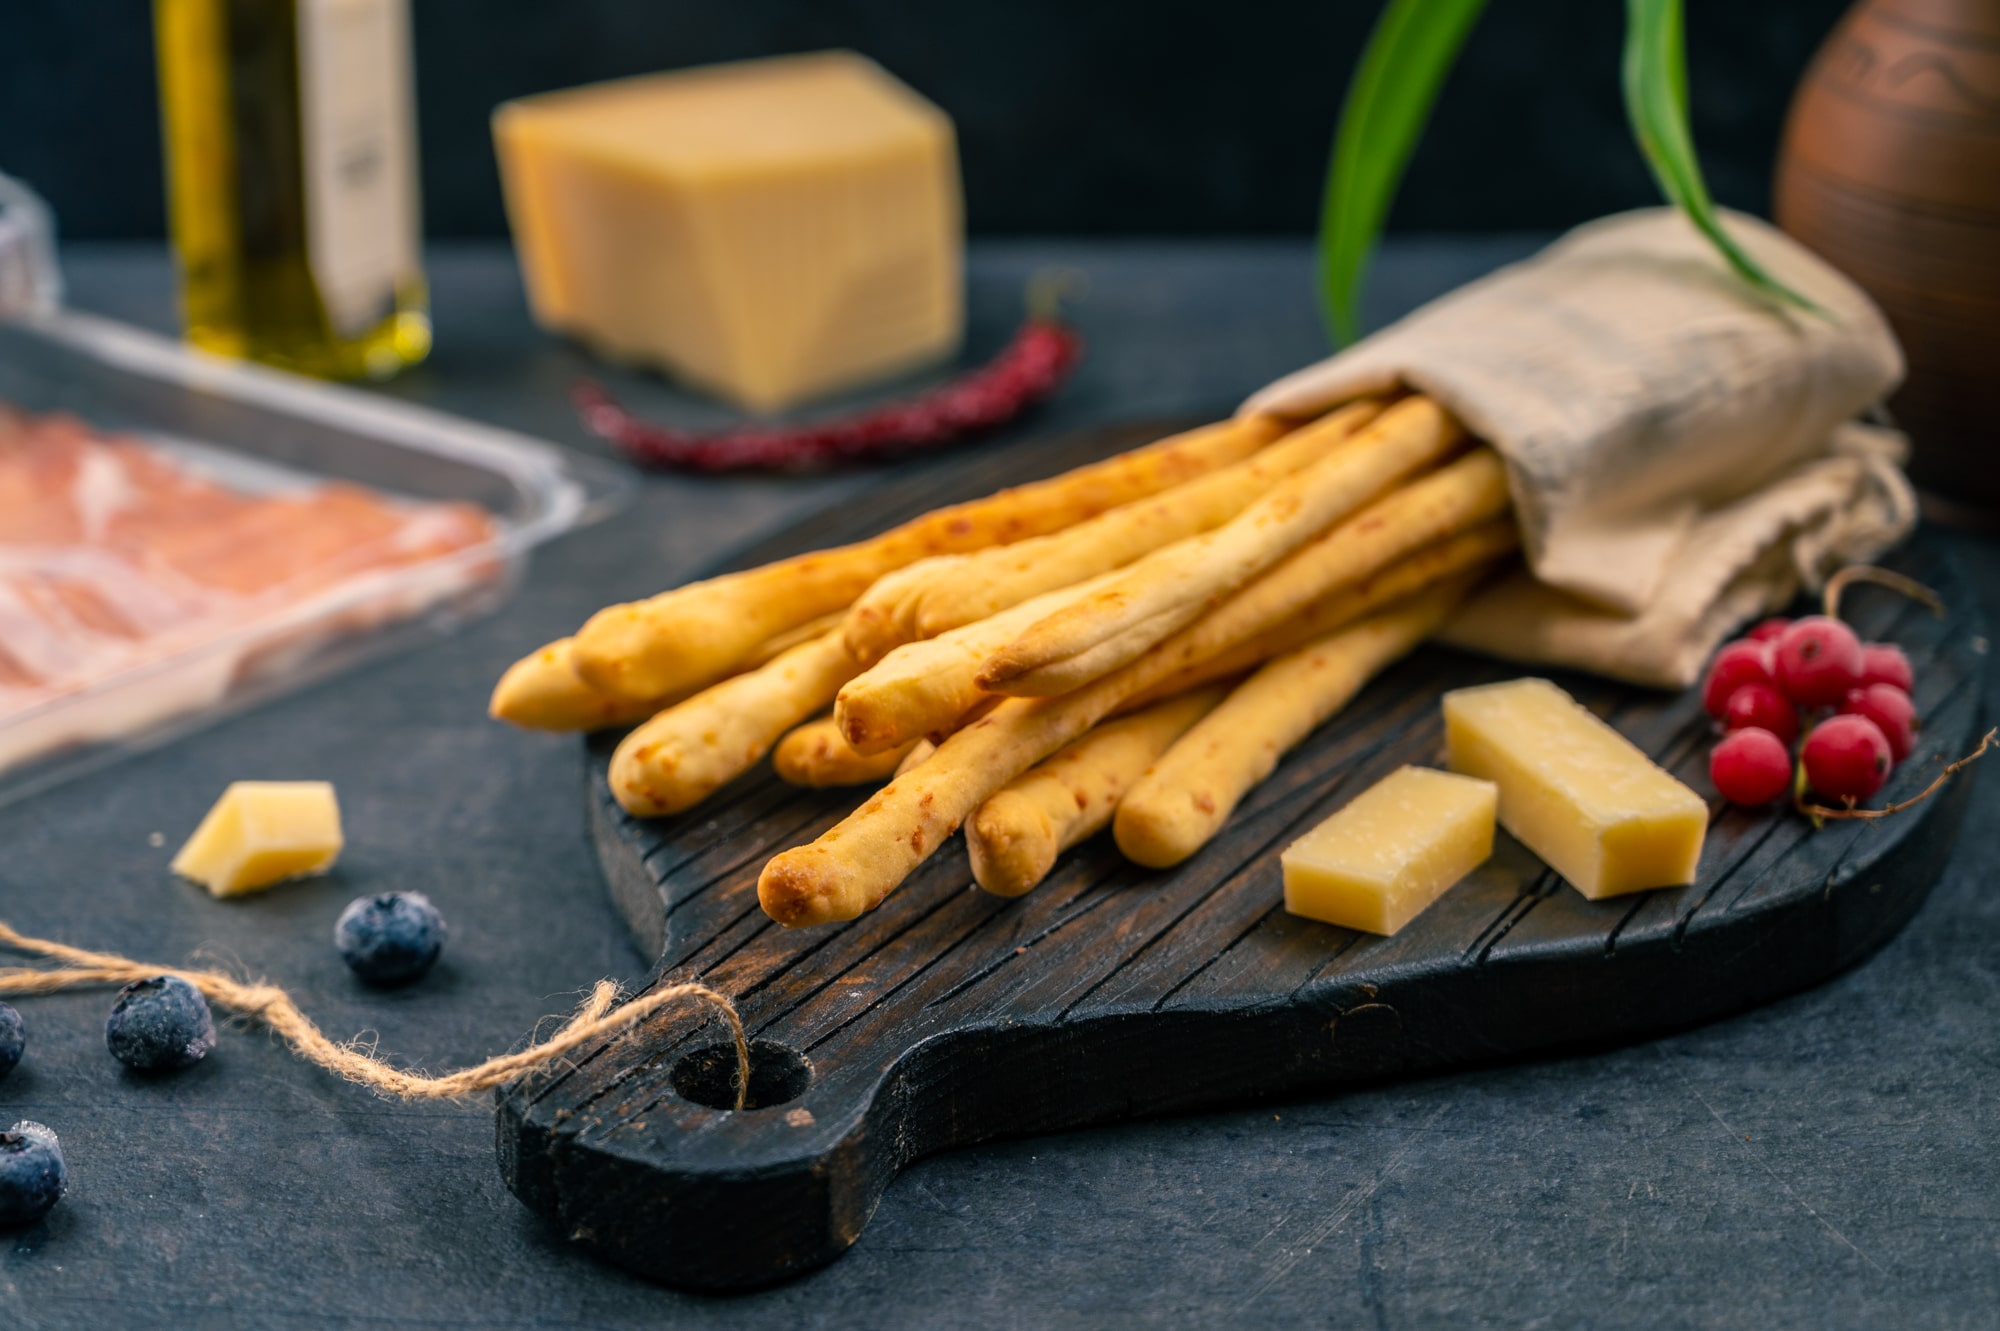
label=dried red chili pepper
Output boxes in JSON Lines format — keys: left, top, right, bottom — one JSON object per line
{"left": 573, "top": 292, "right": 1083, "bottom": 473}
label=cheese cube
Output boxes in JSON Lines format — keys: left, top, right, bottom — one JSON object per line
{"left": 1443, "top": 678, "right": 1707, "bottom": 899}
{"left": 171, "top": 782, "right": 344, "bottom": 897}
{"left": 1281, "top": 766, "right": 1498, "bottom": 935}
{"left": 492, "top": 52, "right": 963, "bottom": 413}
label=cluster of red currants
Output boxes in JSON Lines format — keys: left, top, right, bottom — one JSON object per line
{"left": 1703, "top": 615, "right": 1916, "bottom": 808}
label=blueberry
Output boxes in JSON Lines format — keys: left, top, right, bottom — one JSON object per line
{"left": 0, "top": 1003, "right": 21, "bottom": 1080}
{"left": 335, "top": 892, "right": 446, "bottom": 986}
{"left": 0, "top": 1121, "right": 67, "bottom": 1225}
{"left": 105, "top": 975, "right": 216, "bottom": 1072}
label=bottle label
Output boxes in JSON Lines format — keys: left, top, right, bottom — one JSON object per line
{"left": 296, "top": 0, "right": 419, "bottom": 337}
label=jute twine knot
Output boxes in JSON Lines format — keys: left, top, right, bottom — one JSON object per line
{"left": 0, "top": 919, "right": 748, "bottom": 1108}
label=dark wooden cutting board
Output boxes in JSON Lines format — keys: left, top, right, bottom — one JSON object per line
{"left": 495, "top": 420, "right": 1983, "bottom": 1291}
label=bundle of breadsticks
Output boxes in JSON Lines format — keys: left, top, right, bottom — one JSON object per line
{"left": 493, "top": 394, "right": 1520, "bottom": 926}
{"left": 494, "top": 208, "right": 1920, "bottom": 932}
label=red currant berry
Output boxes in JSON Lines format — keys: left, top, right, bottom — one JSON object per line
{"left": 1711, "top": 727, "right": 1793, "bottom": 806}
{"left": 1801, "top": 714, "right": 1893, "bottom": 802}
{"left": 1841, "top": 683, "right": 1918, "bottom": 763}
{"left": 1747, "top": 617, "right": 1792, "bottom": 644}
{"left": 1774, "top": 615, "right": 1864, "bottom": 709}
{"left": 1722, "top": 682, "right": 1799, "bottom": 744}
{"left": 1701, "top": 640, "right": 1777, "bottom": 718}
{"left": 1858, "top": 643, "right": 1913, "bottom": 694}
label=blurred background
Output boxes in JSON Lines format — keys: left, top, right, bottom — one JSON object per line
{"left": 5, "top": 0, "right": 1851, "bottom": 241}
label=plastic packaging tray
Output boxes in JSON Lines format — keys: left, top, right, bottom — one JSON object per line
{"left": 0, "top": 174, "right": 623, "bottom": 803}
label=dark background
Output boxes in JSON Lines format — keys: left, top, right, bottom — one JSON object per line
{"left": 5, "top": 0, "right": 1849, "bottom": 240}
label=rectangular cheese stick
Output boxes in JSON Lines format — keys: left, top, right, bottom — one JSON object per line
{"left": 1280, "top": 766, "right": 1497, "bottom": 935}
{"left": 1442, "top": 678, "right": 1708, "bottom": 899}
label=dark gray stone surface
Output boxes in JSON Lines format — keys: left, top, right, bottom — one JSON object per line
{"left": 0, "top": 240, "right": 1992, "bottom": 1329}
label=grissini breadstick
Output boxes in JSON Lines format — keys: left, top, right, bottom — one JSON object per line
{"left": 489, "top": 638, "right": 686, "bottom": 733}
{"left": 610, "top": 631, "right": 860, "bottom": 817}
{"left": 994, "top": 445, "right": 1512, "bottom": 697}
{"left": 894, "top": 739, "right": 937, "bottom": 776}
{"left": 760, "top": 689, "right": 1112, "bottom": 926}
{"left": 834, "top": 567, "right": 1127, "bottom": 755}
{"left": 773, "top": 717, "right": 920, "bottom": 788}
{"left": 742, "top": 611, "right": 848, "bottom": 666}
{"left": 838, "top": 557, "right": 955, "bottom": 666}
{"left": 489, "top": 611, "right": 848, "bottom": 733}
{"left": 838, "top": 479, "right": 1497, "bottom": 752}
{"left": 761, "top": 474, "right": 1504, "bottom": 926}
{"left": 842, "top": 404, "right": 1375, "bottom": 663}
{"left": 968, "top": 686, "right": 1228, "bottom": 897}
{"left": 976, "top": 397, "right": 1466, "bottom": 695}
{"left": 571, "top": 416, "right": 1278, "bottom": 702}
{"left": 1120, "top": 519, "right": 1519, "bottom": 710}
{"left": 1114, "top": 580, "right": 1475, "bottom": 869}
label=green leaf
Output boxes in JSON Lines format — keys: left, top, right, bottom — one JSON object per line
{"left": 1621, "top": 0, "right": 1822, "bottom": 313}
{"left": 1317, "top": 0, "right": 1488, "bottom": 346}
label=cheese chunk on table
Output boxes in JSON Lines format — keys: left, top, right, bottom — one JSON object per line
{"left": 493, "top": 51, "right": 963, "bottom": 413}
{"left": 1281, "top": 766, "right": 1498, "bottom": 935}
{"left": 171, "top": 782, "right": 344, "bottom": 897}
{"left": 1443, "top": 678, "right": 1707, "bottom": 899}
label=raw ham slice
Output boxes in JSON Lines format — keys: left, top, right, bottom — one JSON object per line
{"left": 0, "top": 402, "right": 499, "bottom": 761}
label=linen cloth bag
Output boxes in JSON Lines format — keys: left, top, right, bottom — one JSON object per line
{"left": 1241, "top": 208, "right": 1915, "bottom": 688}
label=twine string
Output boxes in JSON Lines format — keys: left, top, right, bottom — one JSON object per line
{"left": 0, "top": 920, "right": 748, "bottom": 1108}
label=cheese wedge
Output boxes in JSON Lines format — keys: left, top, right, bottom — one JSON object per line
{"left": 492, "top": 51, "right": 963, "bottom": 412}
{"left": 1443, "top": 678, "right": 1707, "bottom": 899}
{"left": 1281, "top": 766, "right": 1498, "bottom": 935}
{"left": 171, "top": 782, "right": 344, "bottom": 897}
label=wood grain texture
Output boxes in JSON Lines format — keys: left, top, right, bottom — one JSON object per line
{"left": 496, "top": 420, "right": 1983, "bottom": 1290}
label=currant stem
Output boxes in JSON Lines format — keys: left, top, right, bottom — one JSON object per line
{"left": 1795, "top": 727, "right": 1997, "bottom": 822}
{"left": 1823, "top": 565, "right": 1945, "bottom": 621}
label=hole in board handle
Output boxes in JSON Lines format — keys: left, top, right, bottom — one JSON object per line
{"left": 671, "top": 1039, "right": 812, "bottom": 1111}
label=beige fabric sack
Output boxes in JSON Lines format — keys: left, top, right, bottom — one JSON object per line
{"left": 1241, "top": 207, "right": 1915, "bottom": 688}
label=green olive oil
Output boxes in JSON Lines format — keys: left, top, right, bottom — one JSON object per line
{"left": 155, "top": 0, "right": 429, "bottom": 379}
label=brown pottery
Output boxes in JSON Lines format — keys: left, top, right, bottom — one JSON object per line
{"left": 1775, "top": 0, "right": 2000, "bottom": 521}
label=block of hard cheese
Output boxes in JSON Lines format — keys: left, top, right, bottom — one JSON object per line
{"left": 493, "top": 51, "right": 963, "bottom": 412}
{"left": 1281, "top": 766, "right": 1498, "bottom": 935}
{"left": 1443, "top": 678, "right": 1707, "bottom": 899}
{"left": 171, "top": 782, "right": 344, "bottom": 897}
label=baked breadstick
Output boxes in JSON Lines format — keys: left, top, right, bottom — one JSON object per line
{"left": 894, "top": 738, "right": 937, "bottom": 776}
{"left": 968, "top": 686, "right": 1227, "bottom": 897}
{"left": 610, "top": 632, "right": 861, "bottom": 817}
{"left": 1121, "top": 519, "right": 1519, "bottom": 710}
{"left": 760, "top": 449, "right": 1511, "bottom": 926}
{"left": 835, "top": 568, "right": 1126, "bottom": 755}
{"left": 760, "top": 692, "right": 1104, "bottom": 926}
{"left": 992, "top": 445, "right": 1511, "bottom": 697}
{"left": 839, "top": 558, "right": 956, "bottom": 667}
{"left": 977, "top": 397, "right": 1466, "bottom": 695}
{"left": 571, "top": 416, "right": 1277, "bottom": 701}
{"left": 744, "top": 611, "right": 847, "bottom": 667}
{"left": 490, "top": 611, "right": 848, "bottom": 733}
{"left": 843, "top": 405, "right": 1373, "bottom": 662}
{"left": 1114, "top": 581, "right": 1473, "bottom": 868}
{"left": 773, "top": 717, "right": 919, "bottom": 788}
{"left": 489, "top": 638, "right": 683, "bottom": 732}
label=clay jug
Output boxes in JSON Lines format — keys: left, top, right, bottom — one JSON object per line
{"left": 1775, "top": 0, "right": 2000, "bottom": 522}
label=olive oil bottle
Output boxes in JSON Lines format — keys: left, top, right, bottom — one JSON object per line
{"left": 155, "top": 0, "right": 429, "bottom": 379}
